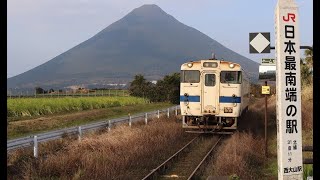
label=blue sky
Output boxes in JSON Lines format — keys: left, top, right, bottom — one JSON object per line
{"left": 7, "top": 0, "right": 313, "bottom": 78}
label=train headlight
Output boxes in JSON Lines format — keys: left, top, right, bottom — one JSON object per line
{"left": 229, "top": 64, "right": 235, "bottom": 68}
{"left": 187, "top": 63, "right": 193, "bottom": 68}
{"left": 224, "top": 107, "right": 233, "bottom": 113}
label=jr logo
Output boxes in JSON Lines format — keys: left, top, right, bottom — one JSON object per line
{"left": 283, "top": 13, "right": 296, "bottom": 22}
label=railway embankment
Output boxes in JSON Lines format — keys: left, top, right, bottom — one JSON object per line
{"left": 7, "top": 116, "right": 195, "bottom": 179}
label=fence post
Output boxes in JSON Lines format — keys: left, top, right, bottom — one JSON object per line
{"left": 175, "top": 106, "right": 178, "bottom": 116}
{"left": 129, "top": 114, "right": 132, "bottom": 127}
{"left": 34, "top": 136, "right": 38, "bottom": 158}
{"left": 108, "top": 120, "right": 111, "bottom": 132}
{"left": 145, "top": 113, "right": 148, "bottom": 125}
{"left": 157, "top": 110, "right": 160, "bottom": 119}
{"left": 35, "top": 90, "right": 37, "bottom": 98}
{"left": 167, "top": 108, "right": 170, "bottom": 118}
{"left": 78, "top": 126, "right": 82, "bottom": 141}
{"left": 109, "top": 89, "right": 110, "bottom": 96}
{"left": 102, "top": 90, "right": 104, "bottom": 96}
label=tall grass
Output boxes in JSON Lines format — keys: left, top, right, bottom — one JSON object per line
{"left": 7, "top": 116, "right": 194, "bottom": 179}
{"left": 206, "top": 132, "right": 265, "bottom": 179}
{"left": 301, "top": 84, "right": 313, "bottom": 131}
{"left": 7, "top": 96, "right": 146, "bottom": 118}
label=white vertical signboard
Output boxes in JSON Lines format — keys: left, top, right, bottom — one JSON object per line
{"left": 275, "top": 0, "right": 303, "bottom": 179}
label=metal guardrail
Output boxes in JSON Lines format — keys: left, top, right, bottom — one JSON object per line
{"left": 7, "top": 106, "right": 180, "bottom": 154}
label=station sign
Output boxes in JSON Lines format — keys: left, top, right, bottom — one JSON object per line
{"left": 261, "top": 58, "right": 276, "bottom": 65}
{"left": 275, "top": 0, "right": 303, "bottom": 179}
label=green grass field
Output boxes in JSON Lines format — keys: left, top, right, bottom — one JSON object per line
{"left": 7, "top": 102, "right": 173, "bottom": 139}
{"left": 7, "top": 96, "right": 146, "bottom": 119}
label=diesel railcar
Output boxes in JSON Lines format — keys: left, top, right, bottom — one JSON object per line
{"left": 180, "top": 58, "right": 250, "bottom": 133}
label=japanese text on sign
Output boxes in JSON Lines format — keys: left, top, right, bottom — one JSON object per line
{"left": 275, "top": 0, "right": 303, "bottom": 178}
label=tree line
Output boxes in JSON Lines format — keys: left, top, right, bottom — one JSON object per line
{"left": 128, "top": 73, "right": 180, "bottom": 104}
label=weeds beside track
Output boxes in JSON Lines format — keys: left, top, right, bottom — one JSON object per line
{"left": 142, "top": 135, "right": 223, "bottom": 180}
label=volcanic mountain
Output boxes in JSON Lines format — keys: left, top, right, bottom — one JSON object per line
{"left": 7, "top": 4, "right": 259, "bottom": 89}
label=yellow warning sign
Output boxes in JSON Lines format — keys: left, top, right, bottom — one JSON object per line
{"left": 262, "top": 86, "right": 270, "bottom": 94}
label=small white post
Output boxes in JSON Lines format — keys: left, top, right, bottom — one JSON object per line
{"left": 129, "top": 114, "right": 132, "bottom": 127}
{"left": 157, "top": 110, "right": 160, "bottom": 119}
{"left": 108, "top": 120, "right": 111, "bottom": 132}
{"left": 102, "top": 90, "right": 104, "bottom": 96}
{"left": 145, "top": 113, "right": 148, "bottom": 125}
{"left": 167, "top": 108, "right": 170, "bottom": 118}
{"left": 175, "top": 106, "right": 178, "bottom": 116}
{"left": 78, "top": 126, "right": 82, "bottom": 141}
{"left": 34, "top": 136, "right": 38, "bottom": 158}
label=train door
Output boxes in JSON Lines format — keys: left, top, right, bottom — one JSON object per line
{"left": 202, "top": 72, "right": 219, "bottom": 114}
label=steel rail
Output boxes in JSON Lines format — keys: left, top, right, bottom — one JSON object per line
{"left": 7, "top": 105, "right": 180, "bottom": 152}
{"left": 141, "top": 136, "right": 199, "bottom": 180}
{"left": 187, "top": 136, "right": 223, "bottom": 180}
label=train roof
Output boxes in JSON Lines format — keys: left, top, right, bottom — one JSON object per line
{"left": 181, "top": 59, "right": 242, "bottom": 69}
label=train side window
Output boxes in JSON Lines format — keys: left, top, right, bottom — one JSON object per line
{"left": 220, "top": 71, "right": 242, "bottom": 84}
{"left": 181, "top": 70, "right": 200, "bottom": 83}
{"left": 205, "top": 74, "right": 216, "bottom": 86}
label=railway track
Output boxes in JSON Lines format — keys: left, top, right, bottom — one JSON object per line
{"left": 142, "top": 135, "right": 223, "bottom": 180}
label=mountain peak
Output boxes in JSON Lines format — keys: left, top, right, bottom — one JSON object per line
{"left": 134, "top": 4, "right": 163, "bottom": 12}
{"left": 129, "top": 4, "right": 168, "bottom": 18}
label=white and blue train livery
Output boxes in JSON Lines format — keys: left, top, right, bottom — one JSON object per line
{"left": 180, "top": 58, "right": 250, "bottom": 133}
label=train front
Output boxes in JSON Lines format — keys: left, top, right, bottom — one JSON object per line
{"left": 180, "top": 60, "right": 243, "bottom": 133}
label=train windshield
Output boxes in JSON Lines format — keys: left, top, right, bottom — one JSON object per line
{"left": 220, "top": 71, "right": 242, "bottom": 84}
{"left": 181, "top": 70, "right": 200, "bottom": 83}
